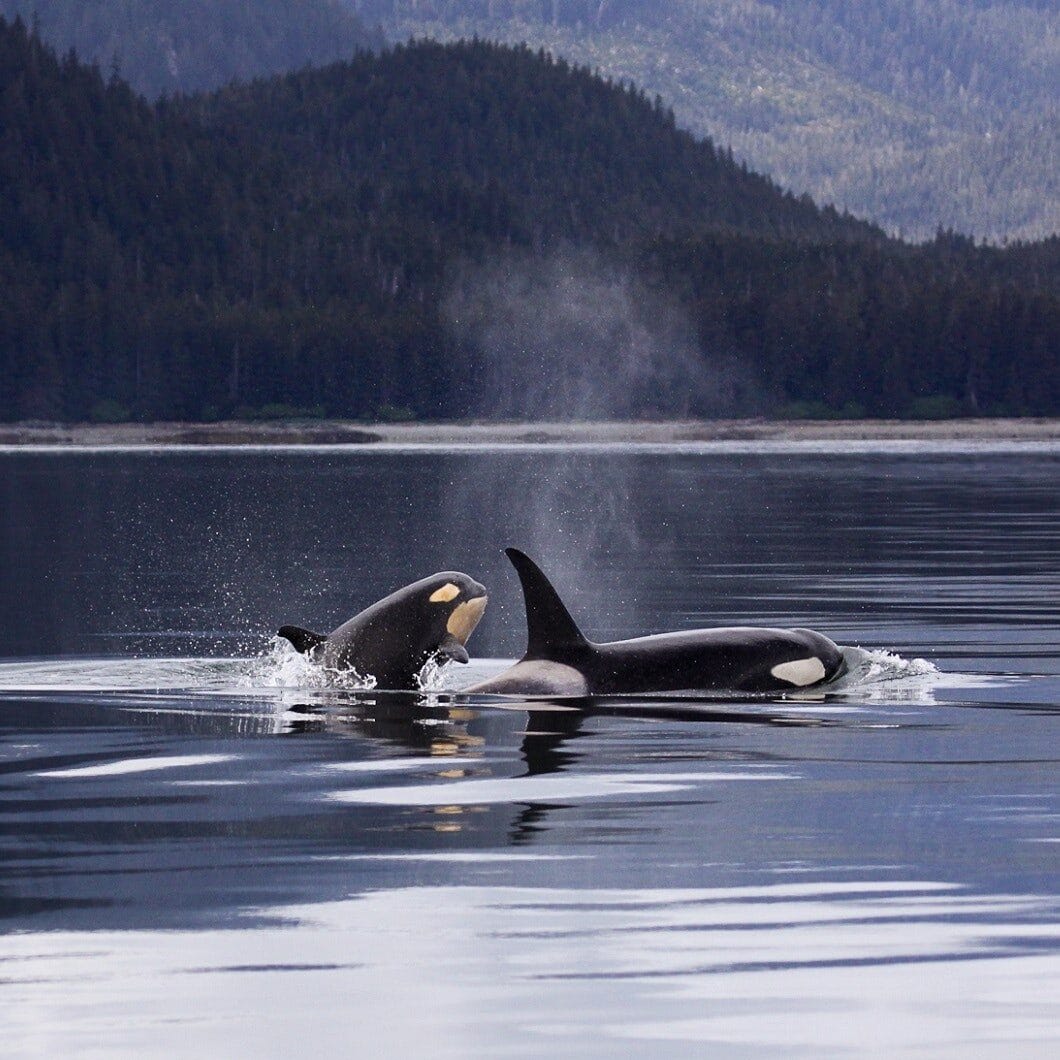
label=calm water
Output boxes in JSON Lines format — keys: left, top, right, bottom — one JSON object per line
{"left": 0, "top": 445, "right": 1057, "bottom": 1057}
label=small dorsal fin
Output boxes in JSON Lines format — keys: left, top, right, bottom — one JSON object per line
{"left": 504, "top": 548, "right": 589, "bottom": 660}
{"left": 277, "top": 625, "right": 328, "bottom": 654}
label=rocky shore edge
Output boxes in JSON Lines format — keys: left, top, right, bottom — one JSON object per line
{"left": 1, "top": 418, "right": 1058, "bottom": 448}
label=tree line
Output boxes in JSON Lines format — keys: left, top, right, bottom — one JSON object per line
{"left": 0, "top": 17, "right": 1056, "bottom": 423}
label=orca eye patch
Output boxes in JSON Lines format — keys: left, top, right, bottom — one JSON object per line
{"left": 429, "top": 583, "right": 461, "bottom": 603}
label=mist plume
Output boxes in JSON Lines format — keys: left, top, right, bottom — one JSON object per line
{"left": 444, "top": 247, "right": 739, "bottom": 421}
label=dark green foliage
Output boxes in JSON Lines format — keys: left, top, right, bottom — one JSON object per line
{"left": 641, "top": 232, "right": 1059, "bottom": 418}
{"left": 0, "top": 18, "right": 1057, "bottom": 422}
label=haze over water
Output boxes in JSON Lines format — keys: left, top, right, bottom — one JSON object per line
{"left": 0, "top": 445, "right": 1057, "bottom": 1056}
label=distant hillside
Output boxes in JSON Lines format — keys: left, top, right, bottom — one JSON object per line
{"left": 1, "top": 19, "right": 1056, "bottom": 424}
{"left": 356, "top": 0, "right": 1060, "bottom": 242}
{"left": 0, "top": 0, "right": 383, "bottom": 97}
{"left": 15, "top": 0, "right": 1054, "bottom": 240}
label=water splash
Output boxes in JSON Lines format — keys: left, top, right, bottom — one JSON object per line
{"left": 828, "top": 646, "right": 943, "bottom": 702}
{"left": 242, "top": 637, "right": 376, "bottom": 691}
{"left": 416, "top": 653, "right": 451, "bottom": 694}
{"left": 249, "top": 640, "right": 453, "bottom": 695}
{"left": 843, "top": 646, "right": 940, "bottom": 684}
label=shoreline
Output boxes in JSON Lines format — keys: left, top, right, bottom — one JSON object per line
{"left": 0, "top": 417, "right": 1058, "bottom": 449}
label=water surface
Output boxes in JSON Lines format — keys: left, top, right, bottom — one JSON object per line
{"left": 0, "top": 447, "right": 1057, "bottom": 1056}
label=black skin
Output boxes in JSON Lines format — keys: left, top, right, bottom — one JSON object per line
{"left": 278, "top": 571, "right": 487, "bottom": 691}
{"left": 467, "top": 549, "right": 846, "bottom": 695}
{"left": 564, "top": 627, "right": 844, "bottom": 694}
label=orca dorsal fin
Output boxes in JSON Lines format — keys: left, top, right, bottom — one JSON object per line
{"left": 277, "top": 625, "right": 328, "bottom": 654}
{"left": 504, "top": 548, "right": 589, "bottom": 660}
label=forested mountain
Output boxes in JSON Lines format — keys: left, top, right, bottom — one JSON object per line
{"left": 13, "top": 1, "right": 1054, "bottom": 241}
{"left": 356, "top": 0, "right": 1059, "bottom": 242}
{"left": 0, "top": 0, "right": 382, "bottom": 97}
{"left": 1, "top": 18, "right": 1057, "bottom": 424}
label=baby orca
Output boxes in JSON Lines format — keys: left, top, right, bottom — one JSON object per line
{"left": 279, "top": 571, "right": 487, "bottom": 690}
{"left": 466, "top": 549, "right": 844, "bottom": 696}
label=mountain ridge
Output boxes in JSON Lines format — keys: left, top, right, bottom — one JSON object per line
{"left": 0, "top": 0, "right": 383, "bottom": 97}
{"left": 358, "top": 0, "right": 1059, "bottom": 242}
{"left": 10, "top": 0, "right": 1055, "bottom": 240}
{"left": 1, "top": 18, "right": 1056, "bottom": 425}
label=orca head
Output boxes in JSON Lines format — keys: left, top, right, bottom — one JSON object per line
{"left": 412, "top": 571, "right": 489, "bottom": 665}
{"left": 277, "top": 571, "right": 487, "bottom": 673}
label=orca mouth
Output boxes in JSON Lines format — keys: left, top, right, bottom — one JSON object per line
{"left": 447, "top": 594, "right": 488, "bottom": 644}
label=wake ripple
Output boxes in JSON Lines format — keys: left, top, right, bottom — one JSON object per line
{"left": 0, "top": 641, "right": 952, "bottom": 704}
{"left": 830, "top": 646, "right": 942, "bottom": 700}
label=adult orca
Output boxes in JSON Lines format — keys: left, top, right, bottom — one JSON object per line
{"left": 279, "top": 571, "right": 487, "bottom": 690}
{"left": 466, "top": 549, "right": 845, "bottom": 696}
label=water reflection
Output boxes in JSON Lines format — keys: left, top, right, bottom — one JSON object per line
{"left": 3, "top": 881, "right": 1056, "bottom": 1056}
{"left": 2, "top": 681, "right": 1056, "bottom": 920}
{"left": 0, "top": 449, "right": 1057, "bottom": 1054}
{"left": 2, "top": 450, "right": 1056, "bottom": 660}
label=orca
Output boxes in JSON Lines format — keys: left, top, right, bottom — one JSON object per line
{"left": 465, "top": 549, "right": 845, "bottom": 696}
{"left": 279, "top": 571, "right": 487, "bottom": 690}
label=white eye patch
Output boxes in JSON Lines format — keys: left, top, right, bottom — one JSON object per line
{"left": 429, "top": 583, "right": 461, "bottom": 603}
{"left": 770, "top": 657, "right": 827, "bottom": 686}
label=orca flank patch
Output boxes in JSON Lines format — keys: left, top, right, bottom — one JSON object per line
{"left": 770, "top": 657, "right": 827, "bottom": 686}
